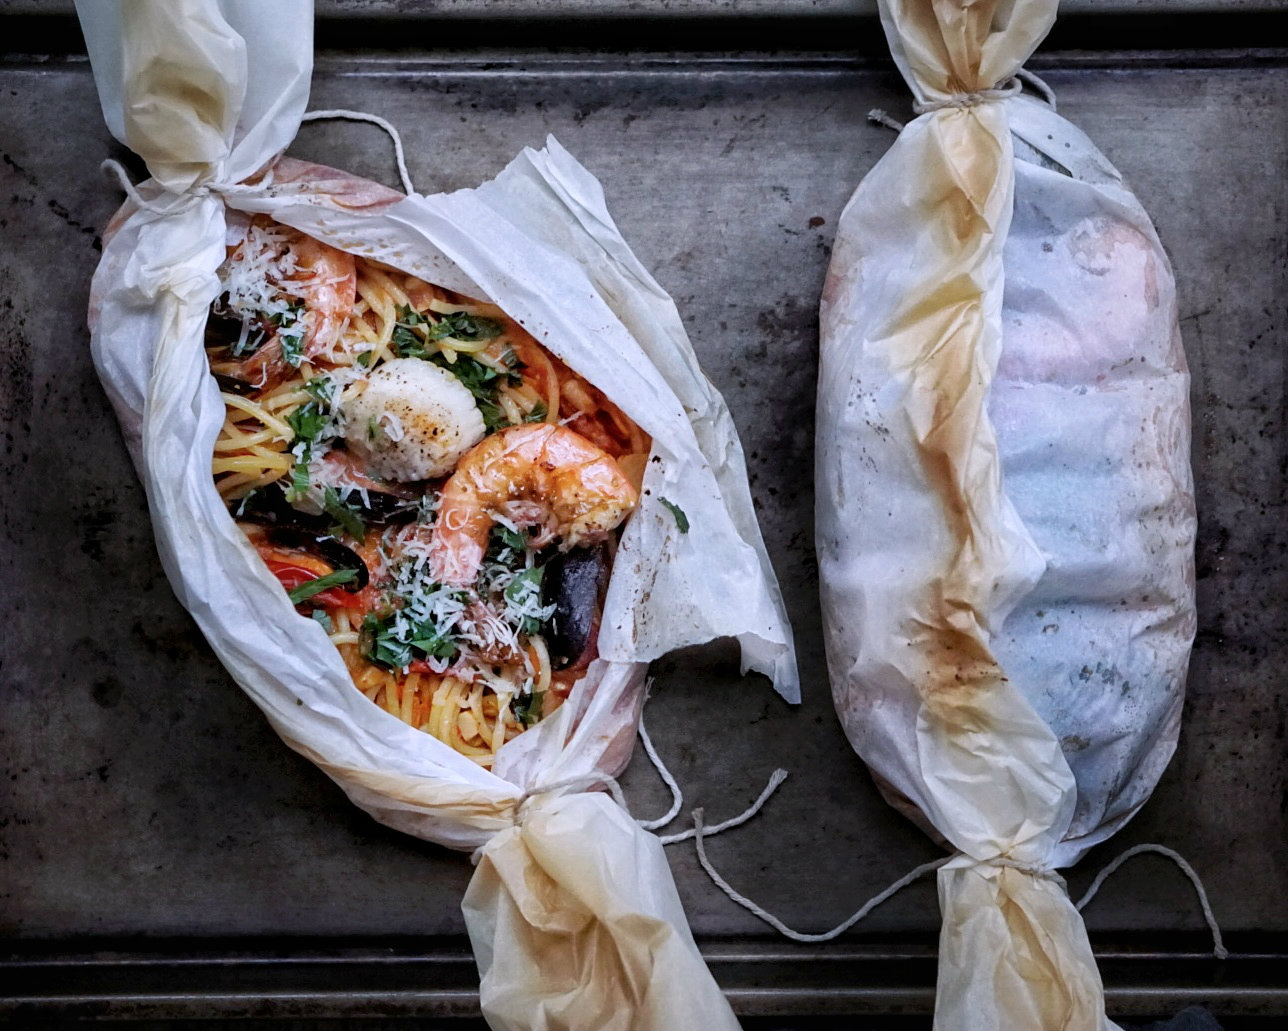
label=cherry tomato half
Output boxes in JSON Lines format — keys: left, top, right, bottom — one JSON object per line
{"left": 266, "top": 560, "right": 365, "bottom": 611}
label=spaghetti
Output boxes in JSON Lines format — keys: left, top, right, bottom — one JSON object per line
{"left": 208, "top": 215, "right": 648, "bottom": 767}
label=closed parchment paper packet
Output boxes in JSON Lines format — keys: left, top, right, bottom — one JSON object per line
{"left": 816, "top": 2, "right": 1195, "bottom": 1028}
{"left": 76, "top": 2, "right": 799, "bottom": 1028}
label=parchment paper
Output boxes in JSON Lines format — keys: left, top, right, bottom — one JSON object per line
{"left": 77, "top": 2, "right": 799, "bottom": 1027}
{"left": 815, "top": 2, "right": 1195, "bottom": 1028}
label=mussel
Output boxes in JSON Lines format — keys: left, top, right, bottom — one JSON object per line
{"left": 543, "top": 544, "right": 608, "bottom": 668}
{"left": 262, "top": 526, "right": 370, "bottom": 591}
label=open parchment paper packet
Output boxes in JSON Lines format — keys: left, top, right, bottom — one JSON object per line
{"left": 76, "top": 2, "right": 799, "bottom": 1028}
{"left": 816, "top": 2, "right": 1195, "bottom": 1028}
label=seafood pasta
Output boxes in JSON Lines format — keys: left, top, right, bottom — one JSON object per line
{"left": 209, "top": 214, "right": 649, "bottom": 766}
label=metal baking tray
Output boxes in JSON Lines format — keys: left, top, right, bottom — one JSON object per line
{"left": 2, "top": 2, "right": 1286, "bottom": 1026}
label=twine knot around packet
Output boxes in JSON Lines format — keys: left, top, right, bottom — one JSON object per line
{"left": 948, "top": 850, "right": 1065, "bottom": 884}
{"left": 98, "top": 107, "right": 415, "bottom": 221}
{"left": 871, "top": 69, "right": 1056, "bottom": 134}
{"left": 99, "top": 155, "right": 280, "bottom": 217}
{"left": 911, "top": 74, "right": 1022, "bottom": 114}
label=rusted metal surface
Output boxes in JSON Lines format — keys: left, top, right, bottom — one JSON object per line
{"left": 1, "top": 12, "right": 1285, "bottom": 1025}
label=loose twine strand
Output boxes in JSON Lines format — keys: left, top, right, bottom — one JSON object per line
{"left": 1075, "top": 843, "right": 1228, "bottom": 959}
{"left": 300, "top": 108, "right": 416, "bottom": 195}
{"left": 635, "top": 715, "right": 685, "bottom": 830}
{"left": 508, "top": 711, "right": 788, "bottom": 844}
{"left": 867, "top": 66, "right": 1057, "bottom": 134}
{"left": 688, "top": 804, "right": 1227, "bottom": 957}
{"left": 99, "top": 106, "right": 415, "bottom": 211}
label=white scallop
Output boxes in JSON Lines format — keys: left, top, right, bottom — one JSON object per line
{"left": 341, "top": 358, "right": 486, "bottom": 482}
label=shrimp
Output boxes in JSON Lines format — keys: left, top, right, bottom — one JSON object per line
{"left": 280, "top": 230, "right": 356, "bottom": 359}
{"left": 213, "top": 220, "right": 356, "bottom": 379}
{"left": 430, "top": 423, "right": 638, "bottom": 587}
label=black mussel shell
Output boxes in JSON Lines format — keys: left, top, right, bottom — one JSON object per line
{"left": 544, "top": 544, "right": 608, "bottom": 668}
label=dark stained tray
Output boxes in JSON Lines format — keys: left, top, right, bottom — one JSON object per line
{"left": 2, "top": 4, "right": 1286, "bottom": 1026}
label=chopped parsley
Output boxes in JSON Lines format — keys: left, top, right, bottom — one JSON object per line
{"left": 322, "top": 486, "right": 366, "bottom": 543}
{"left": 287, "top": 567, "right": 359, "bottom": 605}
{"left": 486, "top": 523, "right": 528, "bottom": 568}
{"left": 274, "top": 303, "right": 306, "bottom": 366}
{"left": 393, "top": 305, "right": 503, "bottom": 358}
{"left": 659, "top": 497, "right": 690, "bottom": 534}
{"left": 286, "top": 401, "right": 329, "bottom": 446}
{"left": 512, "top": 691, "right": 545, "bottom": 727}
{"left": 304, "top": 374, "right": 338, "bottom": 407}
{"left": 361, "top": 613, "right": 415, "bottom": 670}
{"left": 503, "top": 565, "right": 548, "bottom": 635}
{"left": 283, "top": 387, "right": 339, "bottom": 506}
{"left": 406, "top": 620, "right": 459, "bottom": 660}
{"left": 433, "top": 353, "right": 520, "bottom": 433}
{"left": 360, "top": 609, "right": 459, "bottom": 671}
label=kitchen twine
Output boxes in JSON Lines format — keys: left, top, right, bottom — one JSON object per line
{"left": 300, "top": 109, "right": 416, "bottom": 195}
{"left": 99, "top": 106, "right": 416, "bottom": 212}
{"left": 686, "top": 804, "right": 1228, "bottom": 957}
{"left": 505, "top": 712, "right": 789, "bottom": 847}
{"left": 867, "top": 67, "right": 1056, "bottom": 134}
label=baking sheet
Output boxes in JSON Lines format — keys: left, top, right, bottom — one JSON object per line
{"left": 1, "top": 12, "right": 1286, "bottom": 1024}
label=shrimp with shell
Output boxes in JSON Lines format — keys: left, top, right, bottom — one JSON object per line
{"left": 209, "top": 220, "right": 356, "bottom": 390}
{"left": 430, "top": 422, "right": 639, "bottom": 588}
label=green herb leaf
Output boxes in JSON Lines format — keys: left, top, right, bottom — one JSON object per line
{"left": 304, "top": 375, "right": 336, "bottom": 407}
{"left": 505, "top": 564, "right": 543, "bottom": 598}
{"left": 286, "top": 401, "right": 329, "bottom": 446}
{"left": 272, "top": 303, "right": 306, "bottom": 367}
{"left": 489, "top": 524, "right": 528, "bottom": 556}
{"left": 505, "top": 565, "right": 548, "bottom": 634}
{"left": 391, "top": 322, "right": 430, "bottom": 361}
{"left": 523, "top": 401, "right": 548, "bottom": 424}
{"left": 428, "top": 310, "right": 502, "bottom": 343}
{"left": 659, "top": 497, "right": 689, "bottom": 534}
{"left": 430, "top": 353, "right": 519, "bottom": 432}
{"left": 395, "top": 305, "right": 429, "bottom": 327}
{"left": 360, "top": 611, "right": 458, "bottom": 671}
{"left": 361, "top": 613, "right": 412, "bottom": 670}
{"left": 323, "top": 486, "right": 366, "bottom": 543}
{"left": 432, "top": 351, "right": 500, "bottom": 390}
{"left": 356, "top": 350, "right": 373, "bottom": 368}
{"left": 287, "top": 567, "right": 359, "bottom": 605}
{"left": 280, "top": 331, "right": 304, "bottom": 367}
{"left": 512, "top": 691, "right": 545, "bottom": 727}
{"left": 285, "top": 454, "right": 311, "bottom": 502}
{"left": 407, "top": 624, "right": 458, "bottom": 660}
